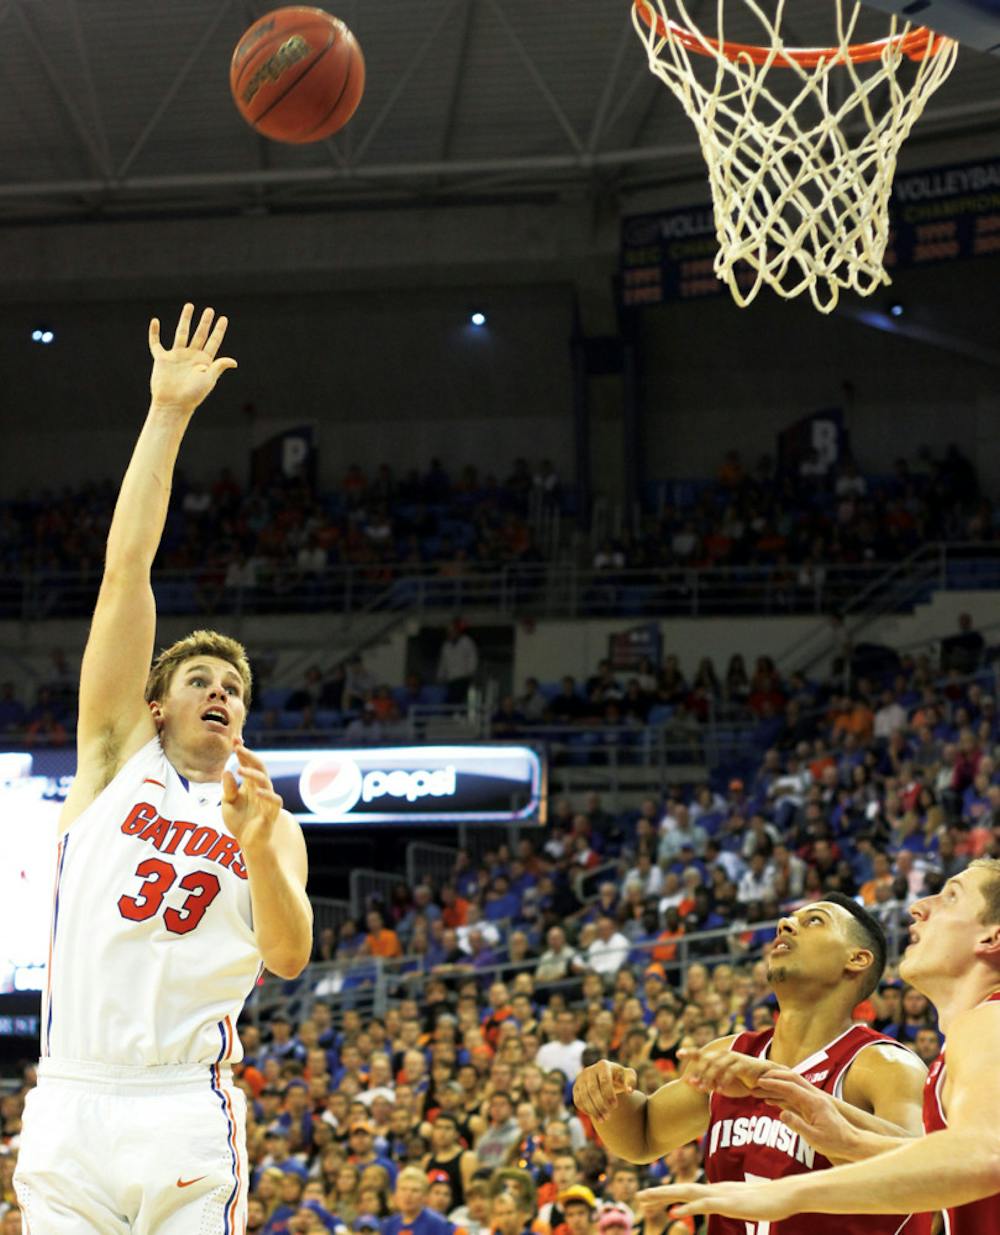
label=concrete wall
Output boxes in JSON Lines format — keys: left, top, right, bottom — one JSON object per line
{"left": 0, "top": 180, "right": 998, "bottom": 500}
{"left": 512, "top": 589, "right": 1000, "bottom": 688}
{"left": 637, "top": 253, "right": 1000, "bottom": 485}
{"left": 3, "top": 586, "right": 997, "bottom": 706}
{"left": 0, "top": 283, "right": 577, "bottom": 492}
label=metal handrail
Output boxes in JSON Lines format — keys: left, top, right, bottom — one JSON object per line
{"left": 8, "top": 547, "right": 1000, "bottom": 622}
{"left": 250, "top": 913, "right": 908, "bottom": 1026}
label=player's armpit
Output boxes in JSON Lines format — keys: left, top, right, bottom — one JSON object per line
{"left": 840, "top": 1042, "right": 927, "bottom": 1137}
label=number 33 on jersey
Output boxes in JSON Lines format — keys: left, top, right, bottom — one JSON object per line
{"left": 45, "top": 736, "right": 260, "bottom": 1068}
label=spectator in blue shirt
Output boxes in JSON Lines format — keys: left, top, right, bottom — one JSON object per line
{"left": 348, "top": 1119, "right": 398, "bottom": 1186}
{"left": 484, "top": 875, "right": 521, "bottom": 922}
{"left": 381, "top": 1167, "right": 452, "bottom": 1235}
{"left": 260, "top": 1015, "right": 307, "bottom": 1069}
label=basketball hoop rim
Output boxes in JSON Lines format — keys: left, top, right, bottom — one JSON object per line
{"left": 633, "top": 0, "right": 951, "bottom": 66}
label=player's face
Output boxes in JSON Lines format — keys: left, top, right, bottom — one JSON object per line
{"left": 765, "top": 901, "right": 866, "bottom": 994}
{"left": 901, "top": 869, "right": 1000, "bottom": 984}
{"left": 157, "top": 655, "right": 246, "bottom": 752}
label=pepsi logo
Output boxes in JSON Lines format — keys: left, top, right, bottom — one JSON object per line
{"left": 299, "top": 756, "right": 364, "bottom": 817}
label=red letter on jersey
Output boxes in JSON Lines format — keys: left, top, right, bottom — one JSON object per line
{"left": 121, "top": 802, "right": 157, "bottom": 836}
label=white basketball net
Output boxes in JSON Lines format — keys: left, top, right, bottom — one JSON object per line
{"left": 632, "top": 0, "right": 959, "bottom": 311}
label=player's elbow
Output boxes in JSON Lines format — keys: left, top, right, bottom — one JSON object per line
{"left": 265, "top": 949, "right": 312, "bottom": 980}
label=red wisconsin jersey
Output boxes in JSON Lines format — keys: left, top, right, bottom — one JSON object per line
{"left": 923, "top": 991, "right": 1000, "bottom": 1235}
{"left": 703, "top": 1025, "right": 929, "bottom": 1235}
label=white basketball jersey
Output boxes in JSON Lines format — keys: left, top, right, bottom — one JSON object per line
{"left": 43, "top": 736, "right": 261, "bottom": 1067}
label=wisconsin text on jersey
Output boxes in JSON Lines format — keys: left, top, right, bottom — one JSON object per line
{"left": 120, "top": 801, "right": 248, "bottom": 879}
{"left": 707, "top": 1114, "right": 817, "bottom": 1167}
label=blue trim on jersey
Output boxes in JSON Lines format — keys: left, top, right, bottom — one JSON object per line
{"left": 46, "top": 835, "right": 70, "bottom": 1052}
{"left": 216, "top": 1020, "right": 228, "bottom": 1064}
{"left": 178, "top": 772, "right": 190, "bottom": 792}
{"left": 210, "top": 1066, "right": 240, "bottom": 1235}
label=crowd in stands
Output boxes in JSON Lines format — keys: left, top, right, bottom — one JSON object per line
{"left": 1, "top": 444, "right": 994, "bottom": 625}
{"left": 591, "top": 444, "right": 987, "bottom": 590}
{"left": 0, "top": 458, "right": 557, "bottom": 618}
{"left": 2, "top": 607, "right": 995, "bottom": 762}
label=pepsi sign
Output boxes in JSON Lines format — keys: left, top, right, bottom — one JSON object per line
{"left": 260, "top": 745, "right": 544, "bottom": 825}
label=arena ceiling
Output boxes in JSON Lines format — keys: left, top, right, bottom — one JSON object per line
{"left": 0, "top": 0, "right": 998, "bottom": 226}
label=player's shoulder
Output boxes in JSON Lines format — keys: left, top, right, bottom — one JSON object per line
{"left": 847, "top": 1038, "right": 927, "bottom": 1083}
{"left": 945, "top": 991, "right": 1000, "bottom": 1053}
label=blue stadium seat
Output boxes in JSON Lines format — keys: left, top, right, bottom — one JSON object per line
{"left": 419, "top": 684, "right": 449, "bottom": 706}
{"left": 260, "top": 687, "right": 293, "bottom": 710}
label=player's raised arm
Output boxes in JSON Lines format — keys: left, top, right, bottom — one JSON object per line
{"left": 67, "top": 305, "right": 237, "bottom": 816}
{"left": 573, "top": 1035, "right": 738, "bottom": 1163}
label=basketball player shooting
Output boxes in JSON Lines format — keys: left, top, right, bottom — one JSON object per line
{"left": 573, "top": 893, "right": 930, "bottom": 1235}
{"left": 13, "top": 304, "right": 313, "bottom": 1235}
{"left": 631, "top": 861, "right": 1000, "bottom": 1234}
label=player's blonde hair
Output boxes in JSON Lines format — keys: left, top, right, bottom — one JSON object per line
{"left": 145, "top": 629, "right": 252, "bottom": 708}
{"left": 969, "top": 857, "right": 1000, "bottom": 925}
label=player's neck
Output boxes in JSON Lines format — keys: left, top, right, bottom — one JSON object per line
{"left": 767, "top": 995, "right": 856, "bottom": 1066}
{"left": 162, "top": 733, "right": 227, "bottom": 784}
{"left": 916, "top": 972, "right": 1000, "bottom": 1034}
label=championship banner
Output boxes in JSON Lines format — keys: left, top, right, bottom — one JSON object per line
{"left": 887, "top": 155, "right": 1000, "bottom": 269}
{"left": 620, "top": 153, "right": 1000, "bottom": 306}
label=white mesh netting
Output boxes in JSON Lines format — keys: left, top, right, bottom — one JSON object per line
{"left": 632, "top": 0, "right": 959, "bottom": 312}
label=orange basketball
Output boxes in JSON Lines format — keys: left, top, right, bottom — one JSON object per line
{"left": 230, "top": 6, "right": 365, "bottom": 144}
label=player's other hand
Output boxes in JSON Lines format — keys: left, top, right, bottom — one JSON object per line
{"left": 222, "top": 737, "right": 283, "bottom": 855}
{"left": 573, "top": 1059, "right": 638, "bottom": 1122}
{"left": 149, "top": 303, "right": 237, "bottom": 414}
{"left": 679, "top": 1047, "right": 777, "bottom": 1098}
{"left": 754, "top": 1069, "right": 860, "bottom": 1160}
{"left": 637, "top": 1181, "right": 795, "bottom": 1223}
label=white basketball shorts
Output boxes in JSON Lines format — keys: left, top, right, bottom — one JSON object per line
{"left": 14, "top": 1058, "right": 248, "bottom": 1235}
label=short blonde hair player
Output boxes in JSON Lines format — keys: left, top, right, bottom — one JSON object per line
{"left": 13, "top": 304, "right": 313, "bottom": 1235}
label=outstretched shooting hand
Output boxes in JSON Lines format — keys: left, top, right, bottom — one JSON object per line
{"left": 149, "top": 302, "right": 237, "bottom": 414}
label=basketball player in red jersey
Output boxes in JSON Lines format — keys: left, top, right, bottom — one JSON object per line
{"left": 632, "top": 860, "right": 1000, "bottom": 1233}
{"left": 13, "top": 305, "right": 313, "bottom": 1235}
{"left": 573, "top": 892, "right": 929, "bottom": 1235}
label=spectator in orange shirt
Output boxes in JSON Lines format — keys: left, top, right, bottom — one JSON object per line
{"left": 440, "top": 885, "right": 471, "bottom": 929}
{"left": 830, "top": 694, "right": 874, "bottom": 742}
{"left": 859, "top": 851, "right": 894, "bottom": 906}
{"left": 362, "top": 909, "right": 403, "bottom": 959}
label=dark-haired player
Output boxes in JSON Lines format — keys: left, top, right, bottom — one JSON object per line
{"left": 632, "top": 860, "right": 1000, "bottom": 1234}
{"left": 573, "top": 892, "right": 929, "bottom": 1234}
